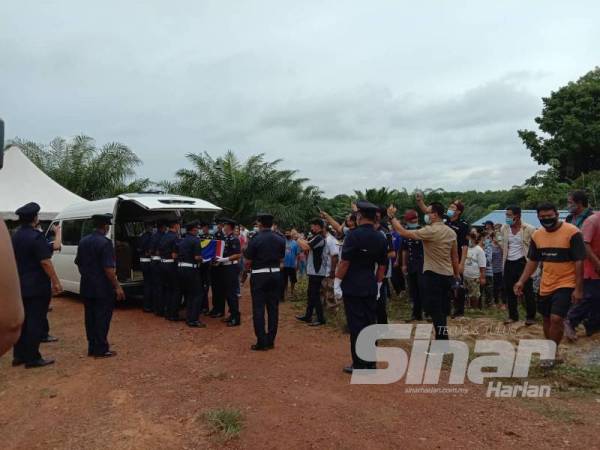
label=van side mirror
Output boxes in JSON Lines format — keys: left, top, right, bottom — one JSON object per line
{"left": 0, "top": 118, "right": 4, "bottom": 169}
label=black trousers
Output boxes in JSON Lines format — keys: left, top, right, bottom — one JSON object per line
{"left": 224, "top": 265, "right": 240, "bottom": 319}
{"left": 199, "top": 263, "right": 211, "bottom": 311}
{"left": 568, "top": 279, "right": 600, "bottom": 329}
{"left": 13, "top": 294, "right": 50, "bottom": 363}
{"left": 251, "top": 272, "right": 280, "bottom": 347}
{"left": 179, "top": 267, "right": 202, "bottom": 323}
{"left": 141, "top": 261, "right": 153, "bottom": 311}
{"left": 406, "top": 271, "right": 424, "bottom": 320}
{"left": 305, "top": 275, "right": 325, "bottom": 323}
{"left": 493, "top": 272, "right": 504, "bottom": 304}
{"left": 451, "top": 280, "right": 466, "bottom": 316}
{"left": 376, "top": 280, "right": 389, "bottom": 324}
{"left": 160, "top": 262, "right": 181, "bottom": 319}
{"left": 343, "top": 295, "right": 377, "bottom": 369}
{"left": 83, "top": 296, "right": 115, "bottom": 355}
{"left": 211, "top": 265, "right": 226, "bottom": 314}
{"left": 504, "top": 258, "right": 536, "bottom": 321}
{"left": 422, "top": 271, "right": 452, "bottom": 340}
{"left": 151, "top": 261, "right": 165, "bottom": 315}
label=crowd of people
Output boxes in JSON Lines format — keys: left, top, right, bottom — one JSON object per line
{"left": 5, "top": 188, "right": 600, "bottom": 373}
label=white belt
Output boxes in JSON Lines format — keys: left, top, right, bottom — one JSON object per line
{"left": 161, "top": 259, "right": 175, "bottom": 263}
{"left": 178, "top": 262, "right": 197, "bottom": 268}
{"left": 221, "top": 260, "right": 236, "bottom": 266}
{"left": 251, "top": 267, "right": 280, "bottom": 274}
{"left": 151, "top": 256, "right": 161, "bottom": 261}
{"left": 140, "top": 258, "right": 151, "bottom": 262}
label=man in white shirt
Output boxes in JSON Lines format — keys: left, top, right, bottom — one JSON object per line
{"left": 321, "top": 229, "right": 340, "bottom": 309}
{"left": 463, "top": 231, "right": 487, "bottom": 309}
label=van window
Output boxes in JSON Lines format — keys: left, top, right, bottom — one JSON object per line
{"left": 62, "top": 219, "right": 85, "bottom": 246}
{"left": 46, "top": 221, "right": 59, "bottom": 243}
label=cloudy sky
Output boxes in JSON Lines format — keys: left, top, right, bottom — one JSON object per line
{"left": 2, "top": 1, "right": 599, "bottom": 196}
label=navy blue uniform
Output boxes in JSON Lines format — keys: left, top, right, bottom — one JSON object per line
{"left": 402, "top": 231, "right": 425, "bottom": 320}
{"left": 210, "top": 232, "right": 227, "bottom": 316}
{"left": 158, "top": 230, "right": 181, "bottom": 320}
{"left": 341, "top": 223, "right": 388, "bottom": 369}
{"left": 150, "top": 230, "right": 166, "bottom": 315}
{"left": 75, "top": 231, "right": 117, "bottom": 356}
{"left": 12, "top": 225, "right": 53, "bottom": 363}
{"left": 137, "top": 230, "right": 154, "bottom": 311}
{"left": 244, "top": 230, "right": 286, "bottom": 347}
{"left": 198, "top": 232, "right": 212, "bottom": 313}
{"left": 178, "top": 233, "right": 203, "bottom": 324}
{"left": 222, "top": 233, "right": 242, "bottom": 324}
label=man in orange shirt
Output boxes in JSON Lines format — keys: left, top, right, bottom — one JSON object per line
{"left": 514, "top": 203, "right": 585, "bottom": 366}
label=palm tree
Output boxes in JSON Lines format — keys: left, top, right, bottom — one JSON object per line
{"left": 164, "top": 151, "right": 321, "bottom": 227}
{"left": 13, "top": 135, "right": 150, "bottom": 199}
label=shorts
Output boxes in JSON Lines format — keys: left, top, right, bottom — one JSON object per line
{"left": 464, "top": 277, "right": 481, "bottom": 299}
{"left": 283, "top": 267, "right": 297, "bottom": 284}
{"left": 537, "top": 287, "right": 573, "bottom": 318}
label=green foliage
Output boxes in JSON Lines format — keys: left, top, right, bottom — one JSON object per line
{"left": 12, "top": 135, "right": 150, "bottom": 200}
{"left": 518, "top": 67, "right": 600, "bottom": 181}
{"left": 163, "top": 151, "right": 322, "bottom": 227}
{"left": 204, "top": 408, "right": 243, "bottom": 440}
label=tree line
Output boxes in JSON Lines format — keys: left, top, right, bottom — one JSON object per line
{"left": 10, "top": 67, "right": 600, "bottom": 227}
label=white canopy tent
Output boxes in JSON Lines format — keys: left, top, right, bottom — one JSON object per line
{"left": 0, "top": 145, "right": 87, "bottom": 221}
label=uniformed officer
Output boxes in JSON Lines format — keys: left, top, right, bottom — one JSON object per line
{"left": 209, "top": 219, "right": 226, "bottom": 318}
{"left": 75, "top": 214, "right": 125, "bottom": 358}
{"left": 333, "top": 201, "right": 388, "bottom": 373}
{"left": 137, "top": 220, "right": 154, "bottom": 312}
{"left": 158, "top": 218, "right": 182, "bottom": 321}
{"left": 243, "top": 213, "right": 286, "bottom": 350}
{"left": 217, "top": 218, "right": 242, "bottom": 326}
{"left": 11, "top": 202, "right": 62, "bottom": 368}
{"left": 198, "top": 221, "right": 212, "bottom": 314}
{"left": 178, "top": 221, "right": 206, "bottom": 328}
{"left": 150, "top": 220, "right": 167, "bottom": 316}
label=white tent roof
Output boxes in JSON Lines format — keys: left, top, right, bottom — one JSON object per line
{"left": 1, "top": 145, "right": 87, "bottom": 220}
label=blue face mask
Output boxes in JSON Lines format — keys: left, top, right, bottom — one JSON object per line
{"left": 506, "top": 217, "right": 514, "bottom": 226}
{"left": 424, "top": 214, "right": 431, "bottom": 225}
{"left": 446, "top": 209, "right": 455, "bottom": 219}
{"left": 406, "top": 223, "right": 419, "bottom": 229}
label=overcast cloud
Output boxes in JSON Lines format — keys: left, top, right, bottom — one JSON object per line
{"left": 1, "top": 1, "right": 599, "bottom": 195}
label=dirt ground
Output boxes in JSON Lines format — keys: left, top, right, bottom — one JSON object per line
{"left": 1, "top": 287, "right": 599, "bottom": 450}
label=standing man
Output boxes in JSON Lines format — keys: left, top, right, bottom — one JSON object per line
{"left": 281, "top": 229, "right": 300, "bottom": 300}
{"left": 198, "top": 222, "right": 212, "bottom": 315}
{"left": 217, "top": 219, "right": 242, "bottom": 327}
{"left": 159, "top": 219, "right": 182, "bottom": 321}
{"left": 417, "top": 194, "right": 469, "bottom": 317}
{"left": 502, "top": 206, "right": 537, "bottom": 325}
{"left": 322, "top": 227, "right": 340, "bottom": 310}
{"left": 177, "top": 222, "right": 206, "bottom": 328}
{"left": 296, "top": 219, "right": 330, "bottom": 327}
{"left": 209, "top": 220, "right": 226, "bottom": 318}
{"left": 150, "top": 221, "right": 167, "bottom": 316}
{"left": 514, "top": 203, "right": 586, "bottom": 367}
{"left": 389, "top": 202, "right": 460, "bottom": 340}
{"left": 566, "top": 190, "right": 593, "bottom": 229}
{"left": 137, "top": 221, "right": 154, "bottom": 313}
{"left": 75, "top": 214, "right": 125, "bottom": 358}
{"left": 243, "top": 213, "right": 286, "bottom": 350}
{"left": 334, "top": 201, "right": 388, "bottom": 373}
{"left": 41, "top": 222, "right": 62, "bottom": 343}
{"left": 401, "top": 210, "right": 425, "bottom": 321}
{"left": 12, "top": 202, "right": 62, "bottom": 368}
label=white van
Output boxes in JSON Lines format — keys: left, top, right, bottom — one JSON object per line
{"left": 47, "top": 193, "right": 221, "bottom": 295}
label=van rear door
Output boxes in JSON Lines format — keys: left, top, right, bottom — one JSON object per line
{"left": 117, "top": 194, "right": 221, "bottom": 212}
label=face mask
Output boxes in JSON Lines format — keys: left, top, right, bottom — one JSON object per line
{"left": 252, "top": 227, "right": 259, "bottom": 232}
{"left": 485, "top": 238, "right": 492, "bottom": 245}
{"left": 468, "top": 241, "right": 476, "bottom": 248}
{"left": 342, "top": 226, "right": 350, "bottom": 235}
{"left": 406, "top": 223, "right": 419, "bottom": 229}
{"left": 446, "top": 209, "right": 455, "bottom": 219}
{"left": 424, "top": 214, "right": 431, "bottom": 225}
{"left": 540, "top": 217, "right": 558, "bottom": 230}
{"left": 568, "top": 204, "right": 578, "bottom": 213}
{"left": 506, "top": 217, "right": 514, "bottom": 226}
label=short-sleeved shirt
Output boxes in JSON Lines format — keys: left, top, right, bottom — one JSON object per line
{"left": 464, "top": 245, "right": 487, "bottom": 279}
{"left": 12, "top": 224, "right": 53, "bottom": 298}
{"left": 284, "top": 239, "right": 300, "bottom": 268}
{"left": 307, "top": 234, "right": 329, "bottom": 277}
{"left": 75, "top": 230, "right": 116, "bottom": 299}
{"left": 582, "top": 212, "right": 600, "bottom": 280}
{"left": 340, "top": 223, "right": 388, "bottom": 297}
{"left": 150, "top": 230, "right": 165, "bottom": 255}
{"left": 178, "top": 234, "right": 202, "bottom": 264}
{"left": 413, "top": 222, "right": 456, "bottom": 277}
{"left": 325, "top": 233, "right": 340, "bottom": 276}
{"left": 158, "top": 231, "right": 179, "bottom": 259}
{"left": 528, "top": 222, "right": 586, "bottom": 295}
{"left": 223, "top": 233, "right": 241, "bottom": 258}
{"left": 137, "top": 230, "right": 153, "bottom": 257}
{"left": 446, "top": 218, "right": 469, "bottom": 259}
{"left": 244, "top": 229, "right": 286, "bottom": 269}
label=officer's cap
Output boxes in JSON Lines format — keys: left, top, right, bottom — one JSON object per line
{"left": 256, "top": 212, "right": 273, "bottom": 221}
{"left": 15, "top": 202, "right": 41, "bottom": 219}
{"left": 166, "top": 218, "right": 181, "bottom": 226}
{"left": 92, "top": 213, "right": 113, "bottom": 226}
{"left": 220, "top": 217, "right": 237, "bottom": 227}
{"left": 355, "top": 200, "right": 378, "bottom": 213}
{"left": 184, "top": 221, "right": 200, "bottom": 230}
{"left": 199, "top": 221, "right": 210, "bottom": 227}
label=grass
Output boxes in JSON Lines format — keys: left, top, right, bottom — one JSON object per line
{"left": 204, "top": 408, "right": 243, "bottom": 441}
{"left": 520, "top": 399, "right": 583, "bottom": 424}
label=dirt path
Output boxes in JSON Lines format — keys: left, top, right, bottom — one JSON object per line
{"left": 1, "top": 288, "right": 598, "bottom": 449}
